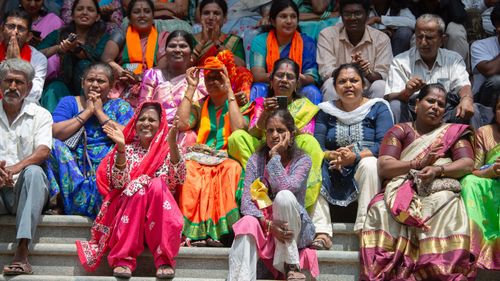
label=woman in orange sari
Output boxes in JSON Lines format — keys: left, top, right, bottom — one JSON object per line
{"left": 176, "top": 55, "right": 252, "bottom": 247}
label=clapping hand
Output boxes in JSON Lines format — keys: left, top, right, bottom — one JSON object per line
{"left": 103, "top": 122, "right": 125, "bottom": 148}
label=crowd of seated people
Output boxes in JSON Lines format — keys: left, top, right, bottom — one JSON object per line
{"left": 0, "top": 0, "right": 499, "bottom": 280}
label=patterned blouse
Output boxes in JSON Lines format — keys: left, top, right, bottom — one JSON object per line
{"left": 110, "top": 141, "right": 186, "bottom": 196}
{"left": 240, "top": 151, "right": 315, "bottom": 249}
{"left": 473, "top": 124, "right": 500, "bottom": 169}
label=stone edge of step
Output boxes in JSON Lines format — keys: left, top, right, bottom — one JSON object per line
{"left": 0, "top": 276, "right": 232, "bottom": 281}
{"left": 0, "top": 243, "right": 359, "bottom": 263}
{"left": 0, "top": 215, "right": 356, "bottom": 234}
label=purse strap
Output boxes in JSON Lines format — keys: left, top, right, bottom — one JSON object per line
{"left": 75, "top": 96, "right": 95, "bottom": 178}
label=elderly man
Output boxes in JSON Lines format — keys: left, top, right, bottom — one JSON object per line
{"left": 317, "top": 0, "right": 393, "bottom": 101}
{"left": 471, "top": 5, "right": 500, "bottom": 108}
{"left": 0, "top": 58, "right": 52, "bottom": 275}
{"left": 385, "top": 14, "right": 489, "bottom": 128}
{"left": 1, "top": 9, "right": 47, "bottom": 103}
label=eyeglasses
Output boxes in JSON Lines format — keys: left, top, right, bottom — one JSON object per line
{"left": 4, "top": 23, "right": 29, "bottom": 33}
{"left": 342, "top": 11, "right": 365, "bottom": 19}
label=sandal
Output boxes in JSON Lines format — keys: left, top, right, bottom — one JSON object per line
{"left": 156, "top": 264, "right": 175, "bottom": 279}
{"left": 206, "top": 237, "right": 224, "bottom": 247}
{"left": 310, "top": 233, "right": 332, "bottom": 250}
{"left": 113, "top": 266, "right": 132, "bottom": 278}
{"left": 3, "top": 261, "right": 33, "bottom": 275}
{"left": 285, "top": 264, "right": 306, "bottom": 281}
{"left": 190, "top": 239, "right": 207, "bottom": 247}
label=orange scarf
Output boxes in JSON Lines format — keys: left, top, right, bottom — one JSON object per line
{"left": 0, "top": 42, "right": 32, "bottom": 62}
{"left": 196, "top": 98, "right": 231, "bottom": 150}
{"left": 124, "top": 26, "right": 158, "bottom": 74}
{"left": 266, "top": 30, "right": 303, "bottom": 73}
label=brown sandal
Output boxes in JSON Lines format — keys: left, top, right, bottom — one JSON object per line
{"left": 156, "top": 264, "right": 175, "bottom": 279}
{"left": 310, "top": 233, "right": 332, "bottom": 250}
{"left": 113, "top": 266, "right": 132, "bottom": 278}
{"left": 285, "top": 264, "right": 306, "bottom": 281}
{"left": 3, "top": 262, "right": 33, "bottom": 275}
{"left": 206, "top": 237, "right": 224, "bottom": 247}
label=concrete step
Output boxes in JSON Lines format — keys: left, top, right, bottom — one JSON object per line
{"left": 0, "top": 216, "right": 360, "bottom": 251}
{"left": 0, "top": 243, "right": 359, "bottom": 281}
{"left": 0, "top": 277, "right": 228, "bottom": 281}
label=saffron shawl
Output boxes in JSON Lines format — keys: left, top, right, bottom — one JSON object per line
{"left": 266, "top": 30, "right": 303, "bottom": 73}
{"left": 122, "top": 26, "right": 159, "bottom": 74}
{"left": 77, "top": 101, "right": 171, "bottom": 271}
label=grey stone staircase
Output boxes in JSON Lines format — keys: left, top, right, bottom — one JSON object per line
{"left": 0, "top": 215, "right": 498, "bottom": 281}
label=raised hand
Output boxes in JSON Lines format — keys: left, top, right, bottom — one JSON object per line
{"left": 186, "top": 67, "right": 200, "bottom": 87}
{"left": 168, "top": 115, "right": 180, "bottom": 144}
{"left": 263, "top": 97, "right": 279, "bottom": 111}
{"left": 103, "top": 122, "right": 125, "bottom": 148}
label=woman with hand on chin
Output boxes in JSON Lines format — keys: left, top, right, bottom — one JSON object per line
{"left": 46, "top": 63, "right": 133, "bottom": 217}
{"left": 76, "top": 102, "right": 185, "bottom": 279}
{"left": 228, "top": 110, "right": 318, "bottom": 281}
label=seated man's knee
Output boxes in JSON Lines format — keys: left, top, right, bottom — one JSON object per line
{"left": 368, "top": 80, "right": 386, "bottom": 99}
{"left": 357, "top": 157, "right": 378, "bottom": 172}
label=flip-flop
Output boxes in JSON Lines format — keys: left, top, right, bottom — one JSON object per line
{"left": 190, "top": 239, "right": 207, "bottom": 247}
{"left": 113, "top": 266, "right": 132, "bottom": 278}
{"left": 3, "top": 261, "right": 33, "bottom": 275}
{"left": 206, "top": 238, "right": 224, "bottom": 247}
{"left": 310, "top": 234, "right": 332, "bottom": 250}
{"left": 156, "top": 265, "right": 175, "bottom": 279}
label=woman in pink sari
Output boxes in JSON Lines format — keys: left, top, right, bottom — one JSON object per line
{"left": 75, "top": 101, "right": 185, "bottom": 279}
{"left": 360, "top": 83, "right": 476, "bottom": 280}
{"left": 139, "top": 30, "right": 208, "bottom": 147}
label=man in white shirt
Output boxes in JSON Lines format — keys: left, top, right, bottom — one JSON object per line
{"left": 1, "top": 9, "right": 47, "bottom": 103}
{"left": 0, "top": 58, "right": 52, "bottom": 275}
{"left": 384, "top": 14, "right": 490, "bottom": 128}
{"left": 470, "top": 5, "right": 500, "bottom": 108}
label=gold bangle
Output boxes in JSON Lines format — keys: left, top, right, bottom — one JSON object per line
{"left": 115, "top": 161, "right": 126, "bottom": 169}
{"left": 228, "top": 96, "right": 236, "bottom": 102}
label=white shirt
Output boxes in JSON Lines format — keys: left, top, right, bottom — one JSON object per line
{"left": 0, "top": 100, "right": 52, "bottom": 183}
{"left": 368, "top": 7, "right": 416, "bottom": 30}
{"left": 385, "top": 47, "right": 471, "bottom": 96}
{"left": 471, "top": 36, "right": 500, "bottom": 94}
{"left": 27, "top": 46, "right": 48, "bottom": 103}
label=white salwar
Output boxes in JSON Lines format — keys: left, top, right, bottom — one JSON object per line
{"left": 228, "top": 190, "right": 302, "bottom": 281}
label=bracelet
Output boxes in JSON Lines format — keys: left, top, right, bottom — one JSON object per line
{"left": 228, "top": 96, "right": 236, "bottom": 103}
{"left": 116, "top": 147, "right": 125, "bottom": 154}
{"left": 101, "top": 118, "right": 111, "bottom": 126}
{"left": 75, "top": 115, "right": 84, "bottom": 125}
{"left": 365, "top": 68, "right": 373, "bottom": 76}
{"left": 184, "top": 95, "right": 193, "bottom": 103}
{"left": 115, "top": 161, "right": 126, "bottom": 169}
{"left": 266, "top": 220, "right": 272, "bottom": 235}
{"left": 354, "top": 152, "right": 361, "bottom": 164}
{"left": 438, "top": 165, "right": 445, "bottom": 177}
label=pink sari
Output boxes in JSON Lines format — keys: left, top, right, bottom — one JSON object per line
{"left": 76, "top": 102, "right": 185, "bottom": 271}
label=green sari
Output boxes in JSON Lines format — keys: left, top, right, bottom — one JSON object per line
{"left": 461, "top": 143, "right": 500, "bottom": 270}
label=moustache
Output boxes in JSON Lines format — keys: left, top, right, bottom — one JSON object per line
{"left": 3, "top": 89, "right": 21, "bottom": 98}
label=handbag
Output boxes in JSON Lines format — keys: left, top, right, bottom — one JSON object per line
{"left": 409, "top": 169, "right": 462, "bottom": 197}
{"left": 64, "top": 97, "right": 85, "bottom": 150}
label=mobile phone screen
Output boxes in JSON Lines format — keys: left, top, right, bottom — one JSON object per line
{"left": 277, "top": 96, "right": 288, "bottom": 110}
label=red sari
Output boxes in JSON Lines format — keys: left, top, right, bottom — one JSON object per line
{"left": 76, "top": 102, "right": 185, "bottom": 272}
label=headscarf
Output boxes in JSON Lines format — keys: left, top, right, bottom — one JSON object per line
{"left": 204, "top": 50, "right": 253, "bottom": 96}
{"left": 96, "top": 101, "right": 170, "bottom": 196}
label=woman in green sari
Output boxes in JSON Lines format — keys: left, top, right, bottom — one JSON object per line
{"left": 228, "top": 57, "right": 323, "bottom": 211}
{"left": 460, "top": 95, "right": 500, "bottom": 270}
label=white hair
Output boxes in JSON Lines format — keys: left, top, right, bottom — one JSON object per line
{"left": 0, "top": 58, "right": 35, "bottom": 82}
{"left": 416, "top": 14, "right": 446, "bottom": 35}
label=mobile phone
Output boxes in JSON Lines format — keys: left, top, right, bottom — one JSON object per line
{"left": 67, "top": 33, "right": 78, "bottom": 42}
{"left": 277, "top": 96, "right": 288, "bottom": 110}
{"left": 31, "top": 30, "right": 41, "bottom": 38}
